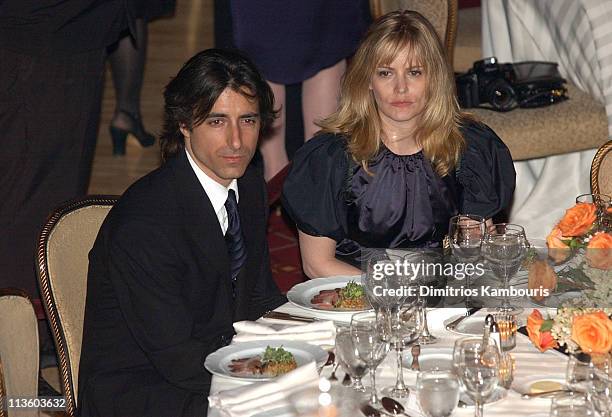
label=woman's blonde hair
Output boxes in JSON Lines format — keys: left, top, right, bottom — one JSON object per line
{"left": 319, "top": 10, "right": 468, "bottom": 177}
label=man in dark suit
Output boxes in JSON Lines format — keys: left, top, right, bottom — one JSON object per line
{"left": 78, "top": 49, "right": 286, "bottom": 417}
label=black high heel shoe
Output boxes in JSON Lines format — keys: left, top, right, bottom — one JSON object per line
{"left": 109, "top": 110, "right": 156, "bottom": 156}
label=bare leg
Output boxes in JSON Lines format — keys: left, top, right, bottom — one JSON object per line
{"left": 301, "top": 59, "right": 346, "bottom": 140}
{"left": 260, "top": 81, "right": 289, "bottom": 180}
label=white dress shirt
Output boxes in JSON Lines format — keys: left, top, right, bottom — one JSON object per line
{"left": 186, "top": 149, "right": 238, "bottom": 235}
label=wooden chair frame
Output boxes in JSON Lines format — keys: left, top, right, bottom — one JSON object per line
{"left": 35, "top": 196, "right": 118, "bottom": 417}
{"left": 590, "top": 140, "right": 612, "bottom": 195}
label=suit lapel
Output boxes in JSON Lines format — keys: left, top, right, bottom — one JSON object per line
{"left": 168, "top": 152, "right": 230, "bottom": 278}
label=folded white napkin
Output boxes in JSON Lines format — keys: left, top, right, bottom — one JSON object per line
{"left": 208, "top": 361, "right": 319, "bottom": 417}
{"left": 232, "top": 320, "right": 336, "bottom": 346}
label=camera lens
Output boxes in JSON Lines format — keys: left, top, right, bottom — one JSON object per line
{"left": 485, "top": 79, "right": 518, "bottom": 111}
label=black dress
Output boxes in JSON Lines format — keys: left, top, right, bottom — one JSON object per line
{"left": 281, "top": 121, "right": 516, "bottom": 267}
{"left": 230, "top": 0, "right": 369, "bottom": 84}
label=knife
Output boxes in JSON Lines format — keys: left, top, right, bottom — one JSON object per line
{"left": 445, "top": 307, "right": 481, "bottom": 331}
{"left": 262, "top": 311, "right": 349, "bottom": 327}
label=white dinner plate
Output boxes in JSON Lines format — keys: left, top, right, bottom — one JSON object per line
{"left": 460, "top": 385, "right": 507, "bottom": 406}
{"left": 204, "top": 340, "right": 328, "bottom": 382}
{"left": 403, "top": 347, "right": 454, "bottom": 371}
{"left": 443, "top": 314, "right": 486, "bottom": 336}
{"left": 286, "top": 275, "right": 370, "bottom": 313}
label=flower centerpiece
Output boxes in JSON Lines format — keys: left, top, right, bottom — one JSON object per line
{"left": 526, "top": 196, "right": 612, "bottom": 358}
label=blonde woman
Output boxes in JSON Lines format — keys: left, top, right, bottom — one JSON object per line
{"left": 281, "top": 11, "right": 516, "bottom": 278}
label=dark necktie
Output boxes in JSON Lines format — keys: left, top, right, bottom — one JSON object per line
{"left": 224, "top": 189, "right": 247, "bottom": 284}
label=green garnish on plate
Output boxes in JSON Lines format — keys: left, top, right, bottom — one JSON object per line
{"left": 339, "top": 281, "right": 365, "bottom": 299}
{"left": 262, "top": 346, "right": 294, "bottom": 364}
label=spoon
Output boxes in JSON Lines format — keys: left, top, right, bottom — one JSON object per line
{"left": 360, "top": 404, "right": 382, "bottom": 417}
{"left": 381, "top": 397, "right": 413, "bottom": 416}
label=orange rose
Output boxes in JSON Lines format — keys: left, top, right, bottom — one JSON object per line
{"left": 571, "top": 311, "right": 612, "bottom": 355}
{"left": 528, "top": 260, "right": 557, "bottom": 301}
{"left": 586, "top": 232, "right": 612, "bottom": 270}
{"left": 558, "top": 203, "right": 597, "bottom": 237}
{"left": 546, "top": 226, "right": 571, "bottom": 263}
{"left": 527, "top": 309, "right": 558, "bottom": 352}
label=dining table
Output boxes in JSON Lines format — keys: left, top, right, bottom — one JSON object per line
{"left": 207, "top": 301, "right": 572, "bottom": 417}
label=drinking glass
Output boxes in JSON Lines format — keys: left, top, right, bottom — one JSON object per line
{"left": 449, "top": 214, "right": 486, "bottom": 308}
{"left": 566, "top": 353, "right": 594, "bottom": 393}
{"left": 456, "top": 338, "right": 500, "bottom": 417}
{"left": 416, "top": 370, "right": 460, "bottom": 417}
{"left": 549, "top": 392, "right": 594, "bottom": 417}
{"left": 382, "top": 301, "right": 421, "bottom": 398}
{"left": 482, "top": 223, "right": 528, "bottom": 313}
{"left": 492, "top": 312, "right": 518, "bottom": 351}
{"left": 576, "top": 193, "right": 611, "bottom": 230}
{"left": 335, "top": 328, "right": 367, "bottom": 392}
{"left": 350, "top": 311, "right": 390, "bottom": 405}
{"left": 590, "top": 355, "right": 612, "bottom": 417}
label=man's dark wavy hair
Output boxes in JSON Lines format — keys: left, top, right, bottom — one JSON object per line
{"left": 160, "top": 48, "right": 277, "bottom": 161}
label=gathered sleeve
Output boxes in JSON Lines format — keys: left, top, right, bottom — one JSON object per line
{"left": 457, "top": 122, "right": 516, "bottom": 219}
{"left": 281, "top": 133, "right": 349, "bottom": 242}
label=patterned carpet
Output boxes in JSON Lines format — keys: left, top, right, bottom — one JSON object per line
{"left": 267, "top": 205, "right": 306, "bottom": 293}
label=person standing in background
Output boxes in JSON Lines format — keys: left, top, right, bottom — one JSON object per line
{"left": 107, "top": 1, "right": 176, "bottom": 155}
{"left": 0, "top": 0, "right": 130, "bottom": 331}
{"left": 231, "top": 0, "right": 370, "bottom": 180}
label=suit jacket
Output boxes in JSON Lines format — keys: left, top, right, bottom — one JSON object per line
{"left": 78, "top": 151, "right": 286, "bottom": 417}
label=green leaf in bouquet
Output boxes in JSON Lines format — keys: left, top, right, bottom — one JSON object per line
{"left": 540, "top": 319, "right": 554, "bottom": 332}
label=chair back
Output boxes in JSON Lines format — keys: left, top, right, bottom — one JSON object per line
{"left": 35, "top": 196, "right": 117, "bottom": 417}
{"left": 0, "top": 289, "right": 39, "bottom": 417}
{"left": 591, "top": 140, "right": 612, "bottom": 196}
{"left": 369, "top": 0, "right": 458, "bottom": 64}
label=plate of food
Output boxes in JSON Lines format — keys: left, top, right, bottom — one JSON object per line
{"left": 286, "top": 276, "right": 371, "bottom": 313}
{"left": 204, "top": 340, "right": 328, "bottom": 381}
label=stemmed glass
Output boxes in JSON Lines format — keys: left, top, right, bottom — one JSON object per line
{"left": 350, "top": 311, "right": 390, "bottom": 405}
{"left": 405, "top": 250, "right": 438, "bottom": 344}
{"left": 590, "top": 355, "right": 612, "bottom": 417}
{"left": 335, "top": 327, "right": 367, "bottom": 392}
{"left": 576, "top": 193, "right": 611, "bottom": 231}
{"left": 416, "top": 370, "right": 460, "bottom": 417}
{"left": 449, "top": 214, "right": 486, "bottom": 308}
{"left": 456, "top": 338, "right": 500, "bottom": 417}
{"left": 382, "top": 300, "right": 421, "bottom": 398}
{"left": 482, "top": 223, "right": 528, "bottom": 313}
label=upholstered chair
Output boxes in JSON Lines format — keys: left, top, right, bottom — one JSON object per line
{"left": 36, "top": 196, "right": 117, "bottom": 417}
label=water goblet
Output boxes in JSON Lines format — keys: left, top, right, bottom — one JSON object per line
{"left": 549, "top": 392, "right": 594, "bottom": 416}
{"left": 449, "top": 214, "right": 486, "bottom": 308}
{"left": 482, "top": 223, "right": 528, "bottom": 313}
{"left": 590, "top": 354, "right": 612, "bottom": 417}
{"left": 457, "top": 338, "right": 500, "bottom": 417}
{"left": 351, "top": 311, "right": 390, "bottom": 405}
{"left": 416, "top": 369, "right": 460, "bottom": 417}
{"left": 382, "top": 301, "right": 421, "bottom": 398}
{"left": 576, "top": 193, "right": 611, "bottom": 230}
{"left": 566, "top": 352, "right": 594, "bottom": 393}
{"left": 335, "top": 327, "right": 367, "bottom": 392}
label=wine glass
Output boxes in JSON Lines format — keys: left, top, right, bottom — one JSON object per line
{"left": 382, "top": 300, "right": 421, "bottom": 398}
{"left": 482, "top": 223, "right": 528, "bottom": 313}
{"left": 405, "top": 250, "right": 438, "bottom": 344}
{"left": 576, "top": 193, "right": 612, "bottom": 230}
{"left": 590, "top": 355, "right": 612, "bottom": 417}
{"left": 335, "top": 327, "right": 367, "bottom": 392}
{"left": 448, "top": 214, "right": 486, "bottom": 307}
{"left": 416, "top": 370, "right": 460, "bottom": 417}
{"left": 550, "top": 392, "right": 594, "bottom": 416}
{"left": 566, "top": 353, "right": 594, "bottom": 393}
{"left": 350, "top": 311, "right": 390, "bottom": 405}
{"left": 456, "top": 338, "right": 500, "bottom": 417}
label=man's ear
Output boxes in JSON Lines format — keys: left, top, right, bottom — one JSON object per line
{"left": 179, "top": 124, "right": 190, "bottom": 140}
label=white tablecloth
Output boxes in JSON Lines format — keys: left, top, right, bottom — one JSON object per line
{"left": 481, "top": 0, "right": 611, "bottom": 239}
{"left": 208, "top": 305, "right": 569, "bottom": 417}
